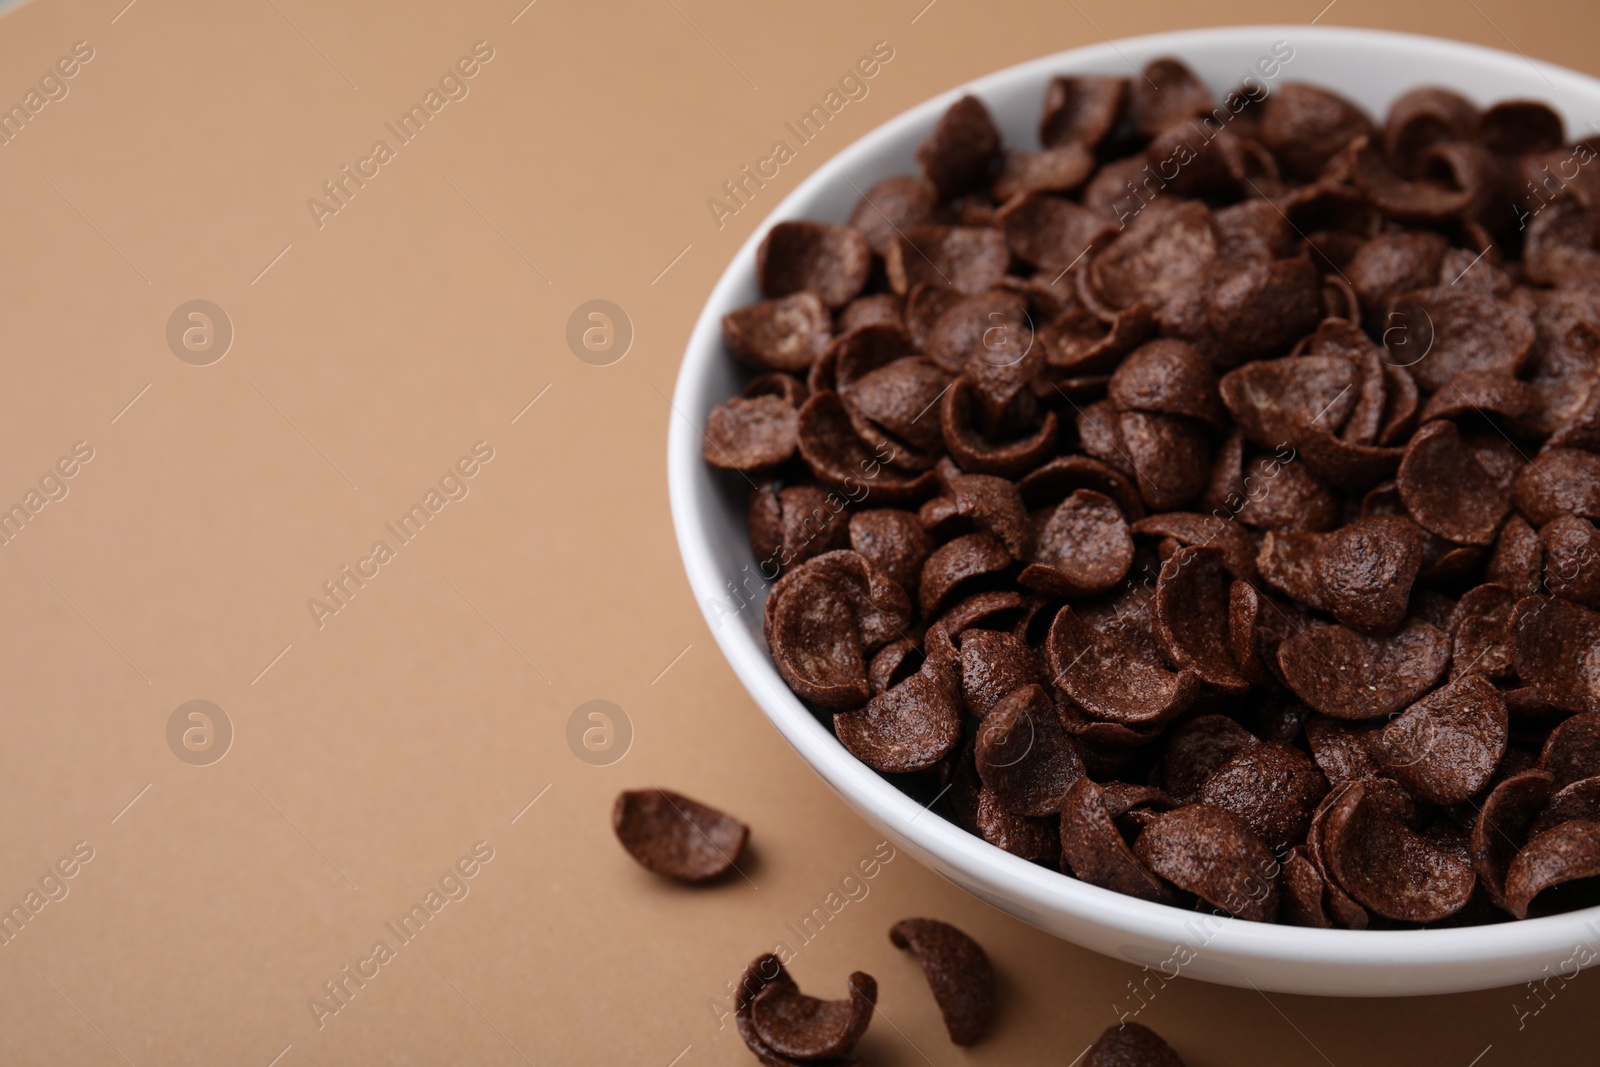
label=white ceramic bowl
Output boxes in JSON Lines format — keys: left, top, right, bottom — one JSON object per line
{"left": 668, "top": 24, "right": 1600, "bottom": 996}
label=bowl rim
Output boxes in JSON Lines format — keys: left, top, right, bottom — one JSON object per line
{"left": 668, "top": 23, "right": 1600, "bottom": 980}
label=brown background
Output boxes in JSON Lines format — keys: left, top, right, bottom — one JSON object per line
{"left": 0, "top": 0, "right": 1595, "bottom": 1063}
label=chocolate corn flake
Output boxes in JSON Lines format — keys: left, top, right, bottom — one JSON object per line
{"left": 1215, "top": 198, "right": 1297, "bottom": 265}
{"left": 1042, "top": 304, "right": 1155, "bottom": 376}
{"left": 1512, "top": 597, "right": 1600, "bottom": 714}
{"left": 1379, "top": 362, "right": 1422, "bottom": 447}
{"left": 746, "top": 370, "right": 811, "bottom": 406}
{"left": 1349, "top": 136, "right": 1488, "bottom": 225}
{"left": 1047, "top": 605, "right": 1199, "bottom": 726}
{"left": 1256, "top": 530, "right": 1328, "bottom": 611}
{"left": 993, "top": 144, "right": 1095, "bottom": 202}
{"left": 942, "top": 471, "right": 1034, "bottom": 559}
{"left": 1449, "top": 582, "right": 1517, "bottom": 681}
{"left": 1305, "top": 786, "right": 1373, "bottom": 929}
{"left": 888, "top": 224, "right": 1010, "bottom": 296}
{"left": 1040, "top": 73, "right": 1127, "bottom": 149}
{"left": 1210, "top": 255, "right": 1325, "bottom": 361}
{"left": 1540, "top": 713, "right": 1600, "bottom": 790}
{"left": 1161, "top": 714, "right": 1259, "bottom": 805}
{"left": 919, "top": 532, "right": 1013, "bottom": 617}
{"left": 1085, "top": 1021, "right": 1188, "bottom": 1067}
{"left": 1090, "top": 200, "right": 1218, "bottom": 334}
{"left": 1119, "top": 411, "right": 1213, "bottom": 511}
{"left": 917, "top": 94, "right": 1001, "bottom": 198}
{"left": 1487, "top": 516, "right": 1544, "bottom": 596}
{"left": 1417, "top": 371, "right": 1536, "bottom": 424}
{"left": 1109, "top": 339, "right": 1227, "bottom": 429}
{"left": 1532, "top": 776, "right": 1600, "bottom": 837}
{"left": 1060, "top": 777, "right": 1184, "bottom": 905}
{"left": 789, "top": 550, "right": 913, "bottom": 651}
{"left": 940, "top": 377, "right": 1059, "bottom": 477}
{"left": 1540, "top": 515, "right": 1600, "bottom": 608}
{"left": 1479, "top": 99, "right": 1565, "bottom": 157}
{"left": 976, "top": 684, "right": 1084, "bottom": 816}
{"left": 843, "top": 358, "right": 953, "bottom": 463}
{"left": 749, "top": 483, "right": 852, "bottom": 573}
{"left": 904, "top": 281, "right": 965, "bottom": 350}
{"left": 703, "top": 395, "right": 799, "bottom": 472}
{"left": 1100, "top": 782, "right": 1176, "bottom": 820}
{"left": 724, "top": 291, "right": 832, "bottom": 373}
{"left": 834, "top": 653, "right": 961, "bottom": 774}
{"left": 1236, "top": 453, "right": 1340, "bottom": 532}
{"left": 1312, "top": 515, "right": 1424, "bottom": 634}
{"left": 1504, "top": 820, "right": 1600, "bottom": 919}
{"left": 763, "top": 551, "right": 915, "bottom": 709}
{"left": 833, "top": 321, "right": 916, "bottom": 385}
{"left": 1219, "top": 353, "right": 1358, "bottom": 452}
{"left": 1304, "top": 717, "right": 1382, "bottom": 785}
{"left": 612, "top": 789, "right": 749, "bottom": 883}
{"left": 1227, "top": 580, "right": 1278, "bottom": 689}
{"left": 1074, "top": 398, "right": 1136, "bottom": 478}
{"left": 1373, "top": 674, "right": 1508, "bottom": 805}
{"left": 736, "top": 954, "right": 869, "bottom": 1067}
{"left": 869, "top": 638, "right": 920, "bottom": 695}
{"left": 1323, "top": 779, "right": 1475, "bottom": 922}
{"left": 1258, "top": 82, "right": 1374, "bottom": 179}
{"left": 1147, "top": 125, "right": 1274, "bottom": 203}
{"left": 1472, "top": 769, "right": 1553, "bottom": 911}
{"left": 1385, "top": 286, "right": 1536, "bottom": 393}
{"left": 849, "top": 175, "right": 939, "bottom": 257}
{"left": 975, "top": 785, "right": 1061, "bottom": 864}
{"left": 749, "top": 969, "right": 876, "bottom": 1062}
{"left": 1020, "top": 455, "right": 1146, "bottom": 521}
{"left": 1133, "top": 803, "right": 1281, "bottom": 922}
{"left": 767, "top": 569, "right": 871, "bottom": 709}
{"left": 1397, "top": 420, "right": 1513, "bottom": 545}
{"left": 998, "top": 193, "right": 1113, "bottom": 273}
{"left": 1383, "top": 88, "right": 1478, "bottom": 174}
{"left": 1295, "top": 423, "right": 1402, "bottom": 492}
{"left": 889, "top": 918, "right": 995, "bottom": 1046}
{"left": 1514, "top": 448, "right": 1600, "bottom": 527}
{"left": 1280, "top": 844, "right": 1333, "bottom": 928}
{"left": 1154, "top": 545, "right": 1251, "bottom": 693}
{"left": 1021, "top": 489, "right": 1134, "bottom": 599}
{"left": 1127, "top": 58, "right": 1212, "bottom": 137}
{"left": 1201, "top": 741, "right": 1330, "bottom": 851}
{"left": 849, "top": 508, "right": 933, "bottom": 592}
{"left": 923, "top": 290, "right": 1032, "bottom": 375}
{"left": 934, "top": 590, "right": 1029, "bottom": 639}
{"left": 706, "top": 64, "right": 1600, "bottom": 928}
{"left": 1528, "top": 291, "right": 1600, "bottom": 440}
{"left": 1061, "top": 710, "right": 1164, "bottom": 769}
{"left": 958, "top": 628, "right": 1041, "bottom": 718}
{"left": 796, "top": 391, "right": 938, "bottom": 504}
{"left": 1133, "top": 511, "right": 1257, "bottom": 582}
{"left": 1280, "top": 180, "right": 1380, "bottom": 241}
{"left": 758, "top": 221, "right": 872, "bottom": 309}
{"left": 1348, "top": 231, "right": 1448, "bottom": 319}
{"left": 1523, "top": 195, "right": 1600, "bottom": 290}
{"left": 839, "top": 291, "right": 907, "bottom": 333}
{"left": 1277, "top": 619, "right": 1449, "bottom": 720}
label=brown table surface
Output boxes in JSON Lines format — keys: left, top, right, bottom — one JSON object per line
{"left": 0, "top": 0, "right": 1595, "bottom": 1063}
